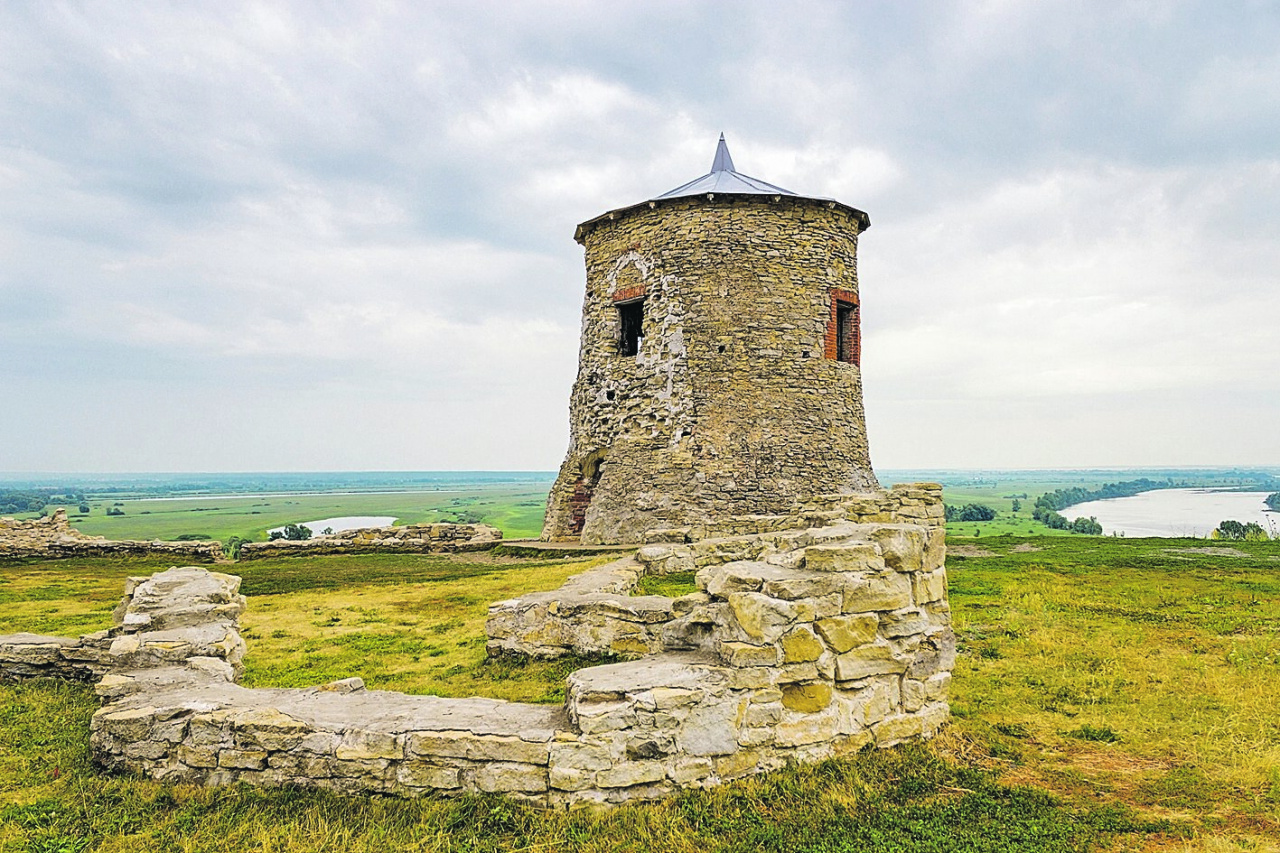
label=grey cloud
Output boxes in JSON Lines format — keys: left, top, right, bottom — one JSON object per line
{"left": 1, "top": 0, "right": 1277, "bottom": 470}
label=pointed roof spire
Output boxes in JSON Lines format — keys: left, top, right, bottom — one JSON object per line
{"left": 574, "top": 134, "right": 871, "bottom": 243}
{"left": 711, "top": 133, "right": 735, "bottom": 173}
{"left": 654, "top": 134, "right": 796, "bottom": 199}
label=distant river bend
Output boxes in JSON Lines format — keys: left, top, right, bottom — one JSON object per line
{"left": 1060, "top": 488, "right": 1280, "bottom": 538}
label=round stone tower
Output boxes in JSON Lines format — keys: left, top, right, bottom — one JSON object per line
{"left": 543, "top": 136, "right": 878, "bottom": 544}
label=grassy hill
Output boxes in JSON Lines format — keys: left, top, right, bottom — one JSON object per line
{"left": 1, "top": 536, "right": 1277, "bottom": 850}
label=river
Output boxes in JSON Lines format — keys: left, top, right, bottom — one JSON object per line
{"left": 268, "top": 516, "right": 397, "bottom": 536}
{"left": 1061, "top": 488, "right": 1279, "bottom": 538}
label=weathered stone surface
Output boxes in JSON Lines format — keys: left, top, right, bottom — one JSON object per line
{"left": 834, "top": 642, "right": 909, "bottom": 682}
{"left": 815, "top": 614, "right": 879, "bottom": 653}
{"left": 14, "top": 485, "right": 951, "bottom": 809}
{"left": 781, "top": 682, "right": 832, "bottom": 713}
{"left": 0, "top": 509, "right": 223, "bottom": 561}
{"left": 842, "top": 572, "right": 913, "bottom": 613}
{"left": 805, "top": 543, "right": 885, "bottom": 573}
{"left": 542, "top": 194, "right": 878, "bottom": 545}
{"left": 780, "top": 626, "right": 824, "bottom": 663}
{"left": 240, "top": 522, "right": 500, "bottom": 559}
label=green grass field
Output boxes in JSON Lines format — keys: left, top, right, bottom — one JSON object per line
{"left": 26, "top": 479, "right": 1113, "bottom": 547}
{"left": 54, "top": 487, "right": 550, "bottom": 543}
{"left": 2, "top": 536, "right": 1278, "bottom": 850}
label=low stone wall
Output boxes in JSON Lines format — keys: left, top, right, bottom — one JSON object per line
{"left": 238, "top": 522, "right": 501, "bottom": 560}
{"left": 1, "top": 566, "right": 245, "bottom": 684}
{"left": 487, "top": 484, "right": 944, "bottom": 659}
{"left": 487, "top": 558, "right": 678, "bottom": 658}
{"left": 0, "top": 509, "right": 224, "bottom": 561}
{"left": 3, "top": 486, "right": 952, "bottom": 808}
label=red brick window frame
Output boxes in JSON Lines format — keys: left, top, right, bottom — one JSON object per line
{"left": 824, "top": 288, "right": 860, "bottom": 366}
{"left": 612, "top": 285, "right": 648, "bottom": 357}
{"left": 611, "top": 285, "right": 648, "bottom": 304}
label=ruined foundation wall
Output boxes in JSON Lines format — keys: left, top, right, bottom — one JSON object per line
{"left": 238, "top": 522, "right": 501, "bottom": 559}
{"left": 0, "top": 509, "right": 223, "bottom": 561}
{"left": 544, "top": 196, "right": 878, "bottom": 545}
{"left": 5, "top": 487, "right": 951, "bottom": 808}
{"left": 494, "top": 484, "right": 943, "bottom": 660}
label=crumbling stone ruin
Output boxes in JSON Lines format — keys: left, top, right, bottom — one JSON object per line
{"left": 544, "top": 136, "right": 877, "bottom": 544}
{"left": 0, "top": 509, "right": 223, "bottom": 561}
{"left": 238, "top": 522, "right": 501, "bottom": 559}
{"left": 0, "top": 139, "right": 952, "bottom": 807}
{"left": 0, "top": 482, "right": 949, "bottom": 807}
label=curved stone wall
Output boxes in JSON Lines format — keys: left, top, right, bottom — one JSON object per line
{"left": 1, "top": 485, "right": 951, "bottom": 808}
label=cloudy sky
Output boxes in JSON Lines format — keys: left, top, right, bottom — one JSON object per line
{"left": 2, "top": 1, "right": 1278, "bottom": 473}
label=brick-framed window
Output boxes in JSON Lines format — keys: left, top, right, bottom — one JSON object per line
{"left": 612, "top": 286, "right": 647, "bottom": 357}
{"left": 824, "top": 288, "right": 860, "bottom": 365}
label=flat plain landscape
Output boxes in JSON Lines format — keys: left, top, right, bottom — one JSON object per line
{"left": 2, "top": 535, "right": 1277, "bottom": 851}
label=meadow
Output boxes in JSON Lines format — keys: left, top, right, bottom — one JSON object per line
{"left": 60, "top": 487, "right": 551, "bottom": 544}
{"left": 1, "top": 535, "right": 1278, "bottom": 851}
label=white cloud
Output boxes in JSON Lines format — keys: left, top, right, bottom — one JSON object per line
{"left": 1, "top": 0, "right": 1278, "bottom": 471}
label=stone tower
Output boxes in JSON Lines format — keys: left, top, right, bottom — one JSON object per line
{"left": 543, "top": 136, "right": 878, "bottom": 544}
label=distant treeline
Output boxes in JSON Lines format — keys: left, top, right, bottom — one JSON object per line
{"left": 1267, "top": 492, "right": 1280, "bottom": 512}
{"left": 1031, "top": 507, "right": 1103, "bottom": 534}
{"left": 1035, "top": 478, "right": 1178, "bottom": 513}
{"left": 0, "top": 488, "right": 87, "bottom": 515}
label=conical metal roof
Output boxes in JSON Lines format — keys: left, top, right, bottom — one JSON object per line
{"left": 574, "top": 134, "right": 870, "bottom": 242}
{"left": 654, "top": 134, "right": 798, "bottom": 199}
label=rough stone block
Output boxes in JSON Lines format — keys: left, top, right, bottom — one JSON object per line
{"left": 780, "top": 627, "right": 824, "bottom": 663}
{"left": 878, "top": 608, "right": 930, "bottom": 638}
{"left": 781, "top": 682, "right": 832, "bottom": 713}
{"left": 220, "top": 748, "right": 268, "bottom": 770}
{"left": 815, "top": 614, "right": 878, "bottom": 653}
{"left": 726, "top": 592, "right": 796, "bottom": 643}
{"left": 397, "top": 763, "right": 461, "bottom": 789}
{"left": 842, "top": 573, "right": 912, "bottom": 613}
{"left": 835, "top": 642, "right": 908, "bottom": 682}
{"left": 865, "top": 525, "right": 927, "bottom": 572}
{"left": 912, "top": 568, "right": 948, "bottom": 604}
{"left": 474, "top": 762, "right": 548, "bottom": 793}
{"left": 804, "top": 543, "right": 885, "bottom": 573}
{"left": 336, "top": 730, "right": 402, "bottom": 761}
{"left": 872, "top": 703, "right": 949, "bottom": 746}
{"left": 595, "top": 760, "right": 667, "bottom": 788}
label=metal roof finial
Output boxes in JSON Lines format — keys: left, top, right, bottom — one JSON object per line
{"left": 711, "top": 133, "right": 735, "bottom": 173}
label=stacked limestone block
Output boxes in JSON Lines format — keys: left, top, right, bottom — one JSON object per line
{"left": 239, "top": 522, "right": 501, "bottom": 559}
{"left": 11, "top": 486, "right": 950, "bottom": 807}
{"left": 1, "top": 567, "right": 245, "bottom": 684}
{"left": 0, "top": 509, "right": 223, "bottom": 561}
{"left": 489, "top": 484, "right": 945, "bottom": 660}
{"left": 487, "top": 556, "right": 677, "bottom": 658}
{"left": 93, "top": 676, "right": 573, "bottom": 802}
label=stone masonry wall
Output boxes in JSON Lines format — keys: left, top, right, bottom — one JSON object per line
{"left": 544, "top": 195, "right": 878, "bottom": 545}
{"left": 238, "top": 522, "right": 501, "bottom": 560}
{"left": 495, "top": 485, "right": 943, "bottom": 659}
{"left": 0, "top": 509, "right": 224, "bottom": 561}
{"left": 4, "top": 487, "right": 950, "bottom": 808}
{"left": 1, "top": 566, "right": 245, "bottom": 684}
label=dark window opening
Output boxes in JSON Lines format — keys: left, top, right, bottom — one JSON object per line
{"left": 836, "top": 301, "right": 860, "bottom": 365}
{"left": 617, "top": 299, "right": 644, "bottom": 356}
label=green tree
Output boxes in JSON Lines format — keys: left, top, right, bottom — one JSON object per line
{"left": 269, "top": 523, "right": 312, "bottom": 541}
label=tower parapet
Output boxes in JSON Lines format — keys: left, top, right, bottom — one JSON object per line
{"left": 544, "top": 137, "right": 878, "bottom": 544}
